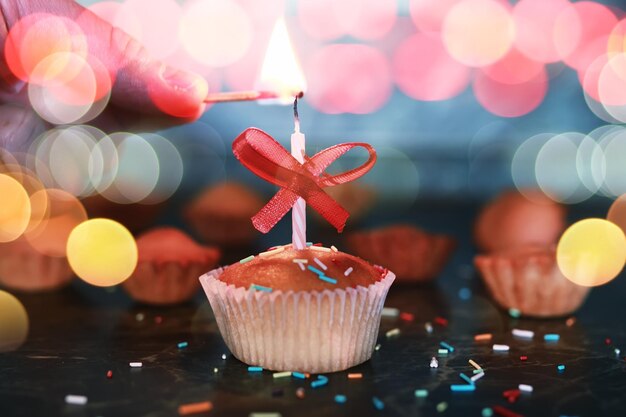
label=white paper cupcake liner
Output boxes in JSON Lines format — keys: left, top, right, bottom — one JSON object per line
{"left": 200, "top": 267, "right": 395, "bottom": 373}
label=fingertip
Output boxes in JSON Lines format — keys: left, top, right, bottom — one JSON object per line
{"left": 149, "top": 66, "right": 208, "bottom": 119}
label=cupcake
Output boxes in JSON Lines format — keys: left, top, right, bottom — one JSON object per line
{"left": 345, "top": 225, "right": 456, "bottom": 283}
{"left": 475, "top": 245, "right": 590, "bottom": 317}
{"left": 474, "top": 189, "right": 566, "bottom": 252}
{"left": 200, "top": 245, "right": 395, "bottom": 373}
{"left": 184, "top": 182, "right": 264, "bottom": 246}
{"left": 0, "top": 238, "right": 73, "bottom": 292}
{"left": 81, "top": 194, "right": 165, "bottom": 233}
{"left": 123, "top": 227, "right": 220, "bottom": 305}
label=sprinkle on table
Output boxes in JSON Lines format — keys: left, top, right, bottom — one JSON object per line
{"left": 438, "top": 348, "right": 449, "bottom": 356}
{"left": 372, "top": 396, "right": 385, "bottom": 410}
{"left": 482, "top": 407, "right": 494, "bottom": 417}
{"left": 375, "top": 344, "right": 381, "bottom": 351}
{"left": 65, "top": 395, "right": 88, "bottom": 405}
{"left": 518, "top": 384, "right": 533, "bottom": 393}
{"left": 425, "top": 322, "right": 434, "bottom": 334}
{"left": 430, "top": 357, "right": 439, "bottom": 368}
{"left": 557, "top": 364, "right": 566, "bottom": 372}
{"left": 469, "top": 359, "right": 482, "bottom": 370}
{"left": 344, "top": 267, "right": 354, "bottom": 276}
{"left": 520, "top": 355, "right": 528, "bottom": 361}
{"left": 250, "top": 284, "right": 273, "bottom": 293}
{"left": 273, "top": 371, "right": 291, "bottom": 379}
{"left": 436, "top": 402, "right": 448, "bottom": 412}
{"left": 415, "top": 389, "right": 428, "bottom": 398}
{"left": 508, "top": 308, "right": 521, "bottom": 318}
{"left": 450, "top": 384, "right": 476, "bottom": 392}
{"left": 250, "top": 413, "right": 282, "bottom": 417}
{"left": 248, "top": 366, "right": 263, "bottom": 372}
{"left": 178, "top": 342, "right": 188, "bottom": 349}
{"left": 106, "top": 370, "right": 113, "bottom": 379}
{"left": 292, "top": 372, "right": 307, "bottom": 379}
{"left": 434, "top": 317, "right": 448, "bottom": 326}
{"left": 503, "top": 389, "right": 520, "bottom": 403}
{"left": 178, "top": 401, "right": 213, "bottom": 416}
{"left": 471, "top": 372, "right": 485, "bottom": 382}
{"left": 240, "top": 255, "right": 254, "bottom": 264}
{"left": 459, "top": 373, "right": 473, "bottom": 385}
{"left": 474, "top": 333, "right": 493, "bottom": 342}
{"left": 400, "top": 312, "right": 414, "bottom": 322}
{"left": 493, "top": 344, "right": 510, "bottom": 352}
{"left": 492, "top": 405, "right": 523, "bottom": 417}
{"left": 311, "top": 375, "right": 328, "bottom": 388}
{"left": 386, "top": 328, "right": 400, "bottom": 338}
{"left": 566, "top": 317, "right": 576, "bottom": 327}
{"left": 334, "top": 394, "right": 347, "bottom": 404}
{"left": 313, "top": 257, "right": 328, "bottom": 270}
{"left": 130, "top": 362, "right": 143, "bottom": 368}
{"left": 295, "top": 387, "right": 305, "bottom": 399}
{"left": 512, "top": 329, "right": 534, "bottom": 339}
{"left": 544, "top": 333, "right": 560, "bottom": 342}
{"left": 221, "top": 354, "right": 227, "bottom": 360}
{"left": 440, "top": 341, "right": 455, "bottom": 352}
{"left": 348, "top": 373, "right": 363, "bottom": 379}
{"left": 381, "top": 307, "right": 400, "bottom": 318}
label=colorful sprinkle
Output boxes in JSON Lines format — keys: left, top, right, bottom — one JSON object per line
{"left": 438, "top": 348, "right": 449, "bottom": 356}
{"left": 436, "top": 402, "right": 448, "bottom": 412}
{"left": 295, "top": 388, "right": 305, "bottom": 399}
{"left": 474, "top": 333, "right": 493, "bottom": 341}
{"left": 386, "top": 328, "right": 400, "bottom": 338}
{"left": 330, "top": 245, "right": 339, "bottom": 252}
{"left": 240, "top": 255, "right": 254, "bottom": 264}
{"left": 440, "top": 341, "right": 455, "bottom": 352}
{"left": 508, "top": 308, "right": 521, "bottom": 318}
{"left": 469, "top": 359, "right": 482, "bottom": 370}
{"left": 458, "top": 287, "right": 472, "bottom": 300}
{"left": 566, "top": 317, "right": 576, "bottom": 327}
{"left": 471, "top": 372, "right": 485, "bottom": 382}
{"left": 348, "top": 373, "right": 363, "bottom": 379}
{"left": 178, "top": 401, "right": 213, "bottom": 415}
{"left": 250, "top": 284, "right": 273, "bottom": 293}
{"left": 473, "top": 369, "right": 484, "bottom": 374}
{"left": 344, "top": 267, "right": 354, "bottom": 276}
{"left": 372, "top": 396, "right": 385, "bottom": 410}
{"left": 334, "top": 394, "right": 347, "bottom": 404}
{"left": 381, "top": 307, "right": 400, "bottom": 317}
{"left": 292, "top": 258, "right": 308, "bottom": 264}
{"left": 557, "top": 364, "right": 566, "bottom": 372}
{"left": 415, "top": 389, "right": 428, "bottom": 398}
{"left": 260, "top": 247, "right": 285, "bottom": 257}
{"left": 292, "top": 372, "right": 307, "bottom": 379}
{"left": 106, "top": 370, "right": 113, "bottom": 379}
{"left": 273, "top": 371, "right": 291, "bottom": 379}
{"left": 520, "top": 355, "right": 528, "bottom": 361}
{"left": 518, "top": 384, "right": 533, "bottom": 393}
{"left": 434, "top": 317, "right": 448, "bottom": 326}
{"left": 313, "top": 257, "right": 328, "bottom": 270}
{"left": 451, "top": 384, "right": 476, "bottom": 392}
{"left": 482, "top": 407, "right": 494, "bottom": 417}
{"left": 512, "top": 329, "right": 534, "bottom": 339}
{"left": 375, "top": 344, "right": 381, "bottom": 351}
{"left": 307, "top": 265, "right": 325, "bottom": 276}
{"left": 250, "top": 414, "right": 282, "bottom": 417}
{"left": 65, "top": 395, "right": 88, "bottom": 405}
{"left": 248, "top": 366, "right": 263, "bottom": 372}
{"left": 221, "top": 354, "right": 227, "bottom": 360}
{"left": 311, "top": 375, "right": 328, "bottom": 388}
{"left": 318, "top": 275, "right": 337, "bottom": 284}
{"left": 492, "top": 405, "right": 522, "bottom": 417}
{"left": 459, "top": 373, "right": 473, "bottom": 385}
{"left": 310, "top": 246, "right": 331, "bottom": 253}
{"left": 400, "top": 312, "right": 414, "bottom": 322}
{"left": 177, "top": 342, "right": 188, "bottom": 349}
{"left": 430, "top": 357, "right": 439, "bottom": 368}
{"left": 503, "top": 389, "right": 521, "bottom": 403}
{"left": 544, "top": 333, "right": 560, "bottom": 342}
{"left": 493, "top": 344, "right": 510, "bottom": 352}
{"left": 129, "top": 362, "right": 143, "bottom": 368}
{"left": 425, "top": 322, "right": 434, "bottom": 334}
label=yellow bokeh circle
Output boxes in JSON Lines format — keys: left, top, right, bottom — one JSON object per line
{"left": 0, "top": 173, "right": 31, "bottom": 242}
{"left": 557, "top": 218, "right": 626, "bottom": 287}
{"left": 67, "top": 218, "right": 138, "bottom": 287}
{"left": 0, "top": 290, "right": 29, "bottom": 352}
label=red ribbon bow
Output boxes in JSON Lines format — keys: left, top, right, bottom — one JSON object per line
{"left": 232, "top": 127, "right": 376, "bottom": 233}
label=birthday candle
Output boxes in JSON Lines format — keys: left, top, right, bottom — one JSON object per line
{"left": 291, "top": 95, "right": 306, "bottom": 249}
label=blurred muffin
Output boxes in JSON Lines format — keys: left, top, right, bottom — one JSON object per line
{"left": 123, "top": 227, "right": 220, "bottom": 305}
{"left": 475, "top": 245, "right": 590, "bottom": 317}
{"left": 474, "top": 189, "right": 566, "bottom": 252}
{"left": 314, "top": 183, "right": 376, "bottom": 224}
{"left": 0, "top": 238, "right": 73, "bottom": 292}
{"left": 184, "top": 182, "right": 264, "bottom": 246}
{"left": 345, "top": 225, "right": 456, "bottom": 282}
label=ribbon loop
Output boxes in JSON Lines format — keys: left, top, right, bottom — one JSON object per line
{"left": 232, "top": 127, "right": 376, "bottom": 233}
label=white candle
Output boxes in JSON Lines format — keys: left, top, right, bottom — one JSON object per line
{"left": 291, "top": 117, "right": 306, "bottom": 249}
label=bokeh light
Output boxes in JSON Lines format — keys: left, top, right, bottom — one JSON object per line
{"left": 335, "top": 0, "right": 397, "bottom": 41}
{"left": 179, "top": 0, "right": 252, "bottom": 67}
{"left": 608, "top": 194, "right": 626, "bottom": 236}
{"left": 482, "top": 47, "right": 544, "bottom": 85}
{"left": 306, "top": 44, "right": 392, "bottom": 114}
{"left": 24, "top": 189, "right": 87, "bottom": 258}
{"left": 139, "top": 133, "right": 184, "bottom": 204}
{"left": 473, "top": 67, "right": 548, "bottom": 117}
{"left": 557, "top": 218, "right": 626, "bottom": 287}
{"left": 0, "top": 174, "right": 31, "bottom": 243}
{"left": 598, "top": 127, "right": 626, "bottom": 197}
{"left": 511, "top": 133, "right": 553, "bottom": 200}
{"left": 0, "top": 291, "right": 29, "bottom": 353}
{"left": 392, "top": 33, "right": 471, "bottom": 101}
{"left": 409, "top": 0, "right": 460, "bottom": 34}
{"left": 67, "top": 219, "right": 138, "bottom": 287}
{"left": 442, "top": 0, "right": 514, "bottom": 67}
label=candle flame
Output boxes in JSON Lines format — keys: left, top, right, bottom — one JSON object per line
{"left": 256, "top": 18, "right": 307, "bottom": 104}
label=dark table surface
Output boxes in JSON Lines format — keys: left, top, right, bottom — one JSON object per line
{"left": 1, "top": 199, "right": 626, "bottom": 417}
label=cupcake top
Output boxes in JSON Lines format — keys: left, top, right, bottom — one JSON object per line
{"left": 186, "top": 182, "right": 264, "bottom": 218}
{"left": 475, "top": 244, "right": 557, "bottom": 268}
{"left": 219, "top": 245, "right": 386, "bottom": 291}
{"left": 137, "top": 227, "right": 220, "bottom": 266}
